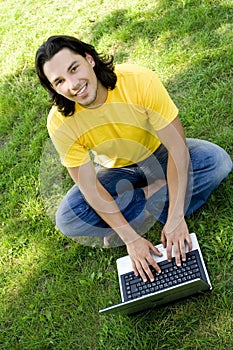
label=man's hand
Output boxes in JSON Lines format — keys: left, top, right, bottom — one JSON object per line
{"left": 126, "top": 236, "right": 163, "bottom": 282}
{"left": 161, "top": 217, "right": 192, "bottom": 266}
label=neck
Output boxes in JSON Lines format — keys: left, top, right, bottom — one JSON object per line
{"left": 86, "top": 81, "right": 108, "bottom": 109}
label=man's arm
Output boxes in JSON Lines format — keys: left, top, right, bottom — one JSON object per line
{"left": 156, "top": 116, "right": 192, "bottom": 265}
{"left": 67, "top": 163, "right": 162, "bottom": 282}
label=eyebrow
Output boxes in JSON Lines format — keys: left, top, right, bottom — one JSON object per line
{"left": 52, "top": 60, "right": 78, "bottom": 85}
{"left": 67, "top": 60, "right": 78, "bottom": 72}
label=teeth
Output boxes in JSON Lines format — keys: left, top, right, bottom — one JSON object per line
{"left": 77, "top": 83, "right": 86, "bottom": 96}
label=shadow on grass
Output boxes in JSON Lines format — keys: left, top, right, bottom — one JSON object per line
{"left": 167, "top": 47, "right": 233, "bottom": 150}
{"left": 89, "top": 1, "right": 233, "bottom": 61}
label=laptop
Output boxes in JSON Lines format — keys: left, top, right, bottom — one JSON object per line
{"left": 99, "top": 233, "right": 212, "bottom": 315}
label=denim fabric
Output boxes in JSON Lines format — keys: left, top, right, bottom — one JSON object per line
{"left": 56, "top": 138, "right": 232, "bottom": 238}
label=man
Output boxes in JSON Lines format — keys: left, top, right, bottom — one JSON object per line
{"left": 35, "top": 35, "right": 232, "bottom": 282}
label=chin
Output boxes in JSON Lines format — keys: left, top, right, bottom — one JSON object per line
{"left": 82, "top": 95, "right": 98, "bottom": 107}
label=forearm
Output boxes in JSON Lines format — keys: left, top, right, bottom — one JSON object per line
{"left": 68, "top": 163, "right": 140, "bottom": 244}
{"left": 81, "top": 179, "right": 140, "bottom": 244}
{"left": 166, "top": 146, "right": 189, "bottom": 229}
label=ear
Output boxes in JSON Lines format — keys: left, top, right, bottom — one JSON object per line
{"left": 85, "top": 54, "right": 95, "bottom": 67}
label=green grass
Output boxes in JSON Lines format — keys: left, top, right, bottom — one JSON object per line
{"left": 0, "top": 0, "right": 232, "bottom": 349}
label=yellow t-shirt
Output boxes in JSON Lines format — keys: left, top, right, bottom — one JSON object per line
{"left": 47, "top": 64, "right": 178, "bottom": 168}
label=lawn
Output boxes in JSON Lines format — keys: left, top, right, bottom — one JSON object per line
{"left": 0, "top": 0, "right": 232, "bottom": 349}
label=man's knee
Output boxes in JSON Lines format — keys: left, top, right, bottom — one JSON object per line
{"left": 188, "top": 138, "right": 232, "bottom": 184}
{"left": 209, "top": 143, "right": 232, "bottom": 185}
{"left": 55, "top": 199, "right": 73, "bottom": 236}
{"left": 55, "top": 196, "right": 87, "bottom": 236}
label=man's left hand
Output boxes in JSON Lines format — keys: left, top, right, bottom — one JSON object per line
{"left": 161, "top": 217, "right": 192, "bottom": 266}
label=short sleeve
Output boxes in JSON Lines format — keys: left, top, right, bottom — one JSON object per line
{"left": 143, "top": 71, "right": 178, "bottom": 130}
{"left": 47, "top": 107, "right": 91, "bottom": 167}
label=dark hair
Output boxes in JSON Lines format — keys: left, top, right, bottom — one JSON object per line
{"left": 35, "top": 35, "right": 117, "bottom": 116}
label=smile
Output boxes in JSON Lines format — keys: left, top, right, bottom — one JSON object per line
{"left": 76, "top": 83, "right": 87, "bottom": 96}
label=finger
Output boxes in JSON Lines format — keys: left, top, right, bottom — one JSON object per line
{"left": 174, "top": 244, "right": 181, "bottom": 266}
{"left": 166, "top": 241, "right": 173, "bottom": 262}
{"left": 179, "top": 240, "right": 186, "bottom": 262}
{"left": 141, "top": 262, "right": 155, "bottom": 282}
{"left": 150, "top": 244, "right": 163, "bottom": 257}
{"left": 161, "top": 231, "right": 166, "bottom": 248}
{"left": 136, "top": 263, "right": 148, "bottom": 282}
{"left": 186, "top": 235, "right": 192, "bottom": 251}
{"left": 146, "top": 255, "right": 161, "bottom": 276}
{"left": 132, "top": 261, "right": 139, "bottom": 277}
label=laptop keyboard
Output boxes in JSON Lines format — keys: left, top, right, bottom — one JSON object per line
{"left": 121, "top": 249, "right": 207, "bottom": 302}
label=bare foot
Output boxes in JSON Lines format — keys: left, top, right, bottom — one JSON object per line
{"left": 104, "top": 233, "right": 114, "bottom": 247}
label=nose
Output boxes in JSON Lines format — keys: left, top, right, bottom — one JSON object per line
{"left": 67, "top": 76, "right": 78, "bottom": 92}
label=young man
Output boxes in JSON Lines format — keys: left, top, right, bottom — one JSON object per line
{"left": 35, "top": 35, "right": 232, "bottom": 282}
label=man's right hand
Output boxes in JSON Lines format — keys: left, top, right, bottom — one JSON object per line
{"left": 126, "top": 236, "right": 163, "bottom": 282}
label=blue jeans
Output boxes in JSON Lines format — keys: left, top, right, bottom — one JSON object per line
{"left": 56, "top": 139, "right": 232, "bottom": 239}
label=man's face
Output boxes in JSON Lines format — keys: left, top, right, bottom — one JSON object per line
{"left": 43, "top": 48, "right": 106, "bottom": 108}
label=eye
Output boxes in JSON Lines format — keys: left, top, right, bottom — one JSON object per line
{"left": 71, "top": 64, "right": 79, "bottom": 73}
{"left": 54, "top": 79, "right": 64, "bottom": 87}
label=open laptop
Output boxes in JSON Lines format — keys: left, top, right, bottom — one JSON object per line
{"left": 99, "top": 233, "right": 212, "bottom": 315}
